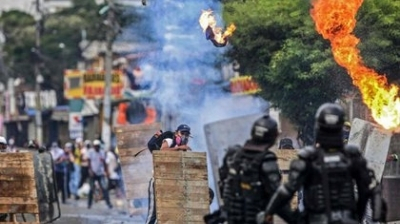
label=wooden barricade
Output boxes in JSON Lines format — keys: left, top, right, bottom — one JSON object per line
{"left": 0, "top": 153, "right": 40, "bottom": 223}
{"left": 275, "top": 149, "right": 299, "bottom": 209}
{"left": 153, "top": 151, "right": 209, "bottom": 224}
{"left": 115, "top": 123, "right": 161, "bottom": 218}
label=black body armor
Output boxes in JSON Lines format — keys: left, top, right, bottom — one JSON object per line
{"left": 223, "top": 147, "right": 268, "bottom": 223}
{"left": 223, "top": 141, "right": 294, "bottom": 224}
{"left": 205, "top": 115, "right": 295, "bottom": 224}
{"left": 264, "top": 145, "right": 373, "bottom": 224}
{"left": 262, "top": 103, "right": 386, "bottom": 224}
{"left": 302, "top": 147, "right": 358, "bottom": 223}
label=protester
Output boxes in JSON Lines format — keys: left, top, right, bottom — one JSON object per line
{"left": 106, "top": 147, "right": 122, "bottom": 198}
{"left": 70, "top": 138, "right": 82, "bottom": 200}
{"left": 145, "top": 124, "right": 193, "bottom": 224}
{"left": 7, "top": 137, "right": 18, "bottom": 152}
{"left": 0, "top": 136, "right": 7, "bottom": 153}
{"left": 78, "top": 139, "right": 91, "bottom": 192}
{"left": 50, "top": 142, "right": 69, "bottom": 204}
{"left": 87, "top": 139, "right": 113, "bottom": 209}
{"left": 159, "top": 124, "right": 192, "bottom": 152}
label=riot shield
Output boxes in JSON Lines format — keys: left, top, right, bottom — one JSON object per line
{"left": 348, "top": 118, "right": 391, "bottom": 180}
{"left": 115, "top": 122, "right": 161, "bottom": 222}
{"left": 33, "top": 151, "right": 61, "bottom": 223}
{"left": 204, "top": 113, "right": 263, "bottom": 206}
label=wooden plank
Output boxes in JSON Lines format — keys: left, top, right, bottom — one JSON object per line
{"left": 115, "top": 122, "right": 160, "bottom": 151}
{"left": 274, "top": 149, "right": 299, "bottom": 209}
{"left": 0, "top": 204, "right": 38, "bottom": 214}
{"left": 0, "top": 198, "right": 37, "bottom": 205}
{"left": 153, "top": 151, "right": 209, "bottom": 223}
{"left": 274, "top": 149, "right": 298, "bottom": 171}
{"left": 157, "top": 208, "right": 206, "bottom": 222}
{"left": 0, "top": 153, "right": 39, "bottom": 216}
{"left": 155, "top": 199, "right": 209, "bottom": 209}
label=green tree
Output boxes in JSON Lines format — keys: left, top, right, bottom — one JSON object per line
{"left": 355, "top": 0, "right": 400, "bottom": 83}
{"left": 222, "top": 0, "right": 400, "bottom": 144}
{"left": 0, "top": 0, "right": 142, "bottom": 103}
{"left": 0, "top": 10, "right": 35, "bottom": 82}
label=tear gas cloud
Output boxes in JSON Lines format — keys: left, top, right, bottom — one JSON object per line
{"left": 122, "top": 0, "right": 268, "bottom": 211}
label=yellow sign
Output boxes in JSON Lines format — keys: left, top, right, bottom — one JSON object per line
{"left": 64, "top": 70, "right": 124, "bottom": 99}
{"left": 230, "top": 76, "right": 261, "bottom": 95}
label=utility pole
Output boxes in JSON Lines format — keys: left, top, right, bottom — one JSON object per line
{"left": 101, "top": 0, "right": 115, "bottom": 151}
{"left": 34, "top": 0, "right": 43, "bottom": 145}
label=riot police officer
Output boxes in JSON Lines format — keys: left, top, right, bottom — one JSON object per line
{"left": 204, "top": 115, "right": 295, "bottom": 224}
{"left": 257, "top": 103, "right": 386, "bottom": 224}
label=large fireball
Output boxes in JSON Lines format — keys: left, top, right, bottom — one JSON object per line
{"left": 311, "top": 0, "right": 400, "bottom": 130}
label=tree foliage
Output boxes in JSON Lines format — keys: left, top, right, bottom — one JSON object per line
{"left": 222, "top": 0, "right": 400, "bottom": 144}
{"left": 0, "top": 0, "right": 141, "bottom": 103}
{"left": 0, "top": 10, "right": 35, "bottom": 82}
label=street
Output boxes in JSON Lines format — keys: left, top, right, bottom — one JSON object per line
{"left": 53, "top": 193, "right": 145, "bottom": 224}
{"left": 18, "top": 192, "right": 144, "bottom": 224}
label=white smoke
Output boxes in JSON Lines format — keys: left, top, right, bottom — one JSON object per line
{"left": 122, "top": 0, "right": 269, "bottom": 211}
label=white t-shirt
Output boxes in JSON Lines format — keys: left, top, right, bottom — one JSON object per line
{"left": 50, "top": 147, "right": 65, "bottom": 161}
{"left": 163, "top": 138, "right": 175, "bottom": 148}
{"left": 6, "top": 146, "right": 18, "bottom": 153}
{"left": 106, "top": 151, "right": 120, "bottom": 180}
{"left": 80, "top": 146, "right": 90, "bottom": 167}
{"left": 88, "top": 148, "right": 106, "bottom": 176}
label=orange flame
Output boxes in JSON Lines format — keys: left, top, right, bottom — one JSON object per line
{"left": 223, "top": 23, "right": 237, "bottom": 39}
{"left": 199, "top": 9, "right": 236, "bottom": 43}
{"left": 310, "top": 0, "right": 400, "bottom": 130}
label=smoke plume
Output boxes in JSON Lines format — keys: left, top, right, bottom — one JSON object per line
{"left": 122, "top": 0, "right": 268, "bottom": 211}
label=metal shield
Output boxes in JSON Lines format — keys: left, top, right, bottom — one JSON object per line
{"left": 33, "top": 151, "right": 61, "bottom": 223}
{"left": 115, "top": 122, "right": 161, "bottom": 222}
{"left": 204, "top": 113, "right": 264, "bottom": 206}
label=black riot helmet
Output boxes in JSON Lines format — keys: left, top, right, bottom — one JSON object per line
{"left": 251, "top": 115, "right": 278, "bottom": 146}
{"left": 314, "top": 103, "right": 345, "bottom": 148}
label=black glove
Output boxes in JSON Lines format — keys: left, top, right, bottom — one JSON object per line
{"left": 371, "top": 183, "right": 387, "bottom": 222}
{"left": 204, "top": 209, "right": 226, "bottom": 224}
{"left": 372, "top": 199, "right": 387, "bottom": 222}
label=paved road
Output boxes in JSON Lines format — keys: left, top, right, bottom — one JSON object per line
{"left": 53, "top": 196, "right": 145, "bottom": 224}
{"left": 52, "top": 195, "right": 289, "bottom": 224}
{"left": 17, "top": 193, "right": 145, "bottom": 224}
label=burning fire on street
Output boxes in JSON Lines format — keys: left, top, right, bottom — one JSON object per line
{"left": 310, "top": 0, "right": 400, "bottom": 131}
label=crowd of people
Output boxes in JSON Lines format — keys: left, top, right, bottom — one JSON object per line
{"left": 46, "top": 138, "right": 123, "bottom": 209}
{"left": 0, "top": 136, "right": 123, "bottom": 210}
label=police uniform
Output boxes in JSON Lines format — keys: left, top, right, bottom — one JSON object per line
{"left": 205, "top": 115, "right": 295, "bottom": 224}
{"left": 259, "top": 103, "right": 386, "bottom": 224}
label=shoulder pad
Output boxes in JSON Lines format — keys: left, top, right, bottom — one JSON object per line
{"left": 263, "top": 151, "right": 277, "bottom": 161}
{"left": 298, "top": 146, "right": 317, "bottom": 160}
{"left": 227, "top": 144, "right": 242, "bottom": 152}
{"left": 224, "top": 145, "right": 241, "bottom": 157}
{"left": 344, "top": 144, "right": 362, "bottom": 156}
{"left": 290, "top": 159, "right": 307, "bottom": 171}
